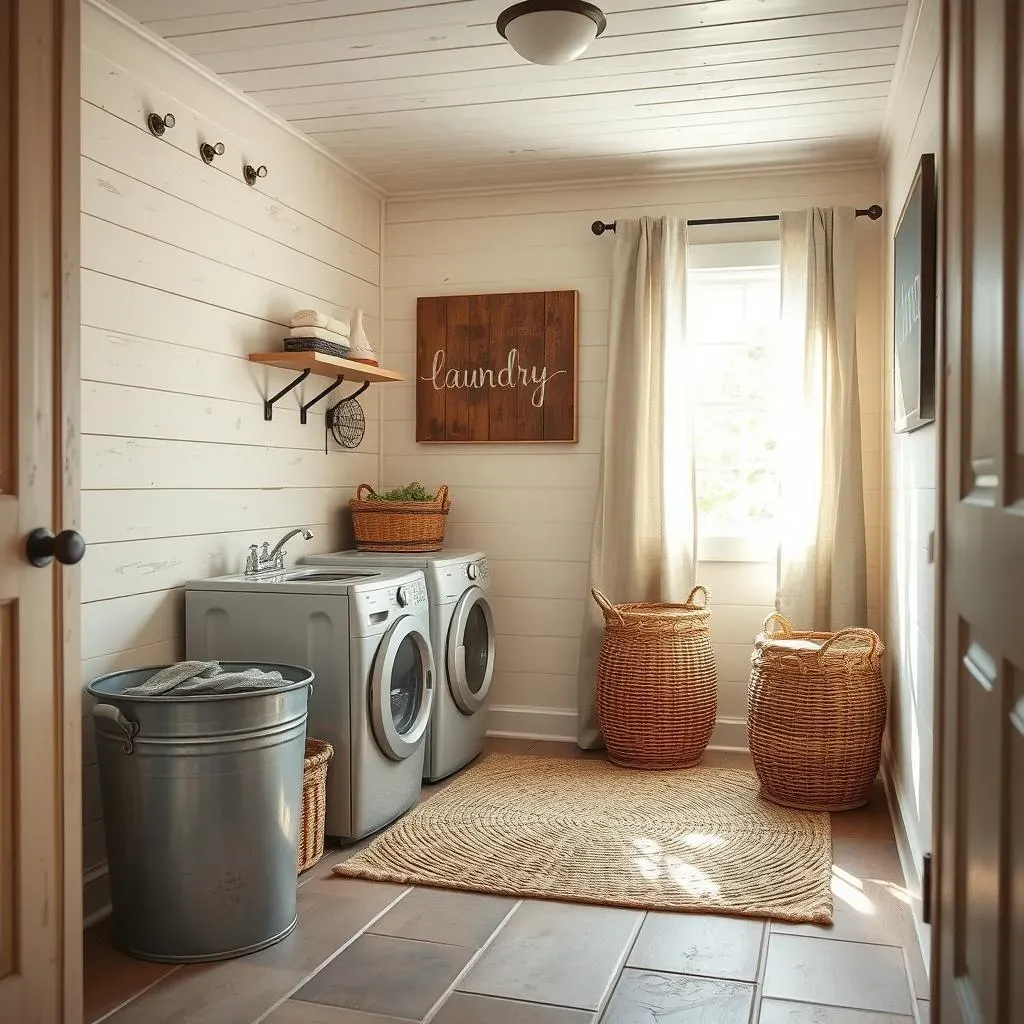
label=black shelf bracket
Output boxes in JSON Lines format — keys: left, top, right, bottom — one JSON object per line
{"left": 300, "top": 375, "right": 345, "bottom": 424}
{"left": 264, "top": 369, "right": 309, "bottom": 421}
{"left": 327, "top": 380, "right": 369, "bottom": 417}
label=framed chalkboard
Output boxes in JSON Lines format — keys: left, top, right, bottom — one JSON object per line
{"left": 416, "top": 290, "right": 578, "bottom": 443}
{"left": 893, "top": 153, "right": 937, "bottom": 433}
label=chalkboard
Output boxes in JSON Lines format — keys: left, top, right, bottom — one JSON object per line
{"left": 893, "top": 153, "right": 937, "bottom": 433}
{"left": 416, "top": 290, "right": 578, "bottom": 443}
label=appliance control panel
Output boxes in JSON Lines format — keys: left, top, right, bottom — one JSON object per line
{"left": 350, "top": 571, "right": 428, "bottom": 633}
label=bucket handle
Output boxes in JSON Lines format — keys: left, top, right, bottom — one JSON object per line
{"left": 93, "top": 704, "right": 140, "bottom": 755}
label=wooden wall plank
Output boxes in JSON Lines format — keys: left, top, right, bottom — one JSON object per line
{"left": 415, "top": 297, "right": 445, "bottom": 444}
{"left": 544, "top": 292, "right": 578, "bottom": 443}
{"left": 488, "top": 295, "right": 516, "bottom": 442}
{"left": 444, "top": 295, "right": 470, "bottom": 442}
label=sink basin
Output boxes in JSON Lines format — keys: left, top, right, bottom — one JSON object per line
{"left": 278, "top": 570, "right": 368, "bottom": 583}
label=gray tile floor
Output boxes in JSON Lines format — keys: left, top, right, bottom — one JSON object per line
{"left": 84, "top": 739, "right": 930, "bottom": 1024}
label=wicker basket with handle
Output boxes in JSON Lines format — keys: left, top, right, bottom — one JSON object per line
{"left": 747, "top": 613, "right": 887, "bottom": 812}
{"left": 592, "top": 586, "right": 717, "bottom": 770}
{"left": 349, "top": 484, "right": 451, "bottom": 553}
{"left": 298, "top": 738, "right": 333, "bottom": 874}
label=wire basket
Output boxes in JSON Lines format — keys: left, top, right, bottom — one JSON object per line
{"left": 349, "top": 484, "right": 451, "bottom": 552}
{"left": 592, "top": 586, "right": 717, "bottom": 769}
{"left": 747, "top": 613, "right": 887, "bottom": 812}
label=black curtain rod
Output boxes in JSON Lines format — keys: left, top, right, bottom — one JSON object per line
{"left": 590, "top": 204, "right": 884, "bottom": 235}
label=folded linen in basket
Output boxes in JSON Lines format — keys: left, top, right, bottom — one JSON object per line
{"left": 123, "top": 661, "right": 286, "bottom": 696}
{"left": 288, "top": 325, "right": 350, "bottom": 345}
{"left": 290, "top": 309, "right": 350, "bottom": 336}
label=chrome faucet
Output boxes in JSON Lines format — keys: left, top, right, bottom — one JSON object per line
{"left": 244, "top": 528, "right": 314, "bottom": 575}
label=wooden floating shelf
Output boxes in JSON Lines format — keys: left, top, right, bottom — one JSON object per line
{"left": 249, "top": 350, "right": 404, "bottom": 384}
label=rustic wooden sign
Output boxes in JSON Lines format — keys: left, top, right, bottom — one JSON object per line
{"left": 416, "top": 290, "right": 578, "bottom": 443}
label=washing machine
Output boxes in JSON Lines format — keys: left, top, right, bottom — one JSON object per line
{"left": 303, "top": 550, "right": 494, "bottom": 782}
{"left": 184, "top": 567, "right": 433, "bottom": 841}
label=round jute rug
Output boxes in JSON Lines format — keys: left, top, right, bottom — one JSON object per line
{"left": 334, "top": 754, "right": 833, "bottom": 924}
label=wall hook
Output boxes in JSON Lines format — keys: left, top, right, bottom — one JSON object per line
{"left": 200, "top": 140, "right": 226, "bottom": 165}
{"left": 244, "top": 164, "right": 268, "bottom": 187}
{"left": 147, "top": 112, "right": 176, "bottom": 137}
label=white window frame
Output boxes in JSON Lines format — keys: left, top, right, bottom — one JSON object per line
{"left": 688, "top": 239, "right": 781, "bottom": 564}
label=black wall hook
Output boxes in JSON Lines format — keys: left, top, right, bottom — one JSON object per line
{"left": 147, "top": 112, "right": 176, "bottom": 137}
{"left": 200, "top": 140, "right": 226, "bottom": 165}
{"left": 244, "top": 164, "right": 268, "bottom": 187}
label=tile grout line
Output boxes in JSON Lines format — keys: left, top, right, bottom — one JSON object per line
{"left": 590, "top": 910, "right": 648, "bottom": 1024}
{"left": 420, "top": 899, "right": 524, "bottom": 1023}
{"left": 749, "top": 920, "right": 772, "bottom": 1024}
{"left": 249, "top": 884, "right": 415, "bottom": 1024}
{"left": 91, "top": 964, "right": 184, "bottom": 1024}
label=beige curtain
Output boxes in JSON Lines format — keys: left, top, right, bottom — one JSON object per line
{"left": 777, "top": 206, "right": 867, "bottom": 629}
{"left": 576, "top": 217, "right": 696, "bottom": 748}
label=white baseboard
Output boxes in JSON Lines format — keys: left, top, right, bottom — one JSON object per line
{"left": 487, "top": 706, "right": 749, "bottom": 751}
{"left": 881, "top": 749, "right": 931, "bottom": 982}
{"left": 708, "top": 716, "right": 748, "bottom": 750}
{"left": 486, "top": 705, "right": 577, "bottom": 742}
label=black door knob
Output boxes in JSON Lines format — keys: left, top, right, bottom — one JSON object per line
{"left": 26, "top": 528, "right": 86, "bottom": 568}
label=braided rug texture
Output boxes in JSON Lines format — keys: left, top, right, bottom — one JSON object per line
{"left": 334, "top": 755, "right": 833, "bottom": 924}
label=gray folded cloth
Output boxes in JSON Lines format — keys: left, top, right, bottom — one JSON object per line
{"left": 123, "top": 661, "right": 286, "bottom": 696}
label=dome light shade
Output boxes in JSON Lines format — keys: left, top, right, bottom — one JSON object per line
{"left": 497, "top": 1, "right": 607, "bottom": 66}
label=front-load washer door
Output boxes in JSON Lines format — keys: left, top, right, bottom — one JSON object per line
{"left": 446, "top": 586, "right": 495, "bottom": 715}
{"left": 370, "top": 616, "right": 433, "bottom": 761}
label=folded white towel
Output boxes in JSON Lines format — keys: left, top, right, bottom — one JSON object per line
{"left": 291, "top": 309, "right": 350, "bottom": 336}
{"left": 289, "top": 325, "right": 350, "bottom": 345}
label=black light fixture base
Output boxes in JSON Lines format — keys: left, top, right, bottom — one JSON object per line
{"left": 497, "top": 0, "right": 607, "bottom": 39}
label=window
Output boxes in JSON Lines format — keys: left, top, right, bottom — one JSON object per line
{"left": 687, "top": 242, "right": 783, "bottom": 557}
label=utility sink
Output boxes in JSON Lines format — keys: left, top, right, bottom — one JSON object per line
{"left": 275, "top": 570, "right": 376, "bottom": 583}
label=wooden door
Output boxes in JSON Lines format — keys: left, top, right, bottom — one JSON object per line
{"left": 0, "top": 1, "right": 81, "bottom": 1022}
{"left": 936, "top": 0, "right": 1024, "bottom": 1020}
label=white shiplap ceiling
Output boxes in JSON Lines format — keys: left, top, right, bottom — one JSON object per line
{"left": 110, "top": 0, "right": 910, "bottom": 194}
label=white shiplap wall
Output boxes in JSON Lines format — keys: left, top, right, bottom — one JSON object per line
{"left": 881, "top": 0, "right": 941, "bottom": 961}
{"left": 80, "top": 1, "right": 382, "bottom": 921}
{"left": 383, "top": 167, "right": 885, "bottom": 745}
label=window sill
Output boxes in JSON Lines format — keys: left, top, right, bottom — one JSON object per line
{"left": 697, "top": 535, "right": 778, "bottom": 563}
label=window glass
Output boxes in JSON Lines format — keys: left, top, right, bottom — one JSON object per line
{"left": 687, "top": 262, "right": 783, "bottom": 540}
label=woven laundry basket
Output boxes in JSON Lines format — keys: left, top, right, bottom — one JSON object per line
{"left": 747, "top": 613, "right": 887, "bottom": 812}
{"left": 298, "top": 738, "right": 333, "bottom": 874}
{"left": 349, "top": 484, "right": 451, "bottom": 553}
{"left": 592, "top": 586, "right": 717, "bottom": 770}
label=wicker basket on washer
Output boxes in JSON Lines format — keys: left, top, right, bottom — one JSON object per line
{"left": 747, "top": 613, "right": 887, "bottom": 812}
{"left": 592, "top": 586, "right": 717, "bottom": 770}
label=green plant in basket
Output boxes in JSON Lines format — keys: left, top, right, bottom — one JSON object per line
{"left": 369, "top": 482, "right": 437, "bottom": 502}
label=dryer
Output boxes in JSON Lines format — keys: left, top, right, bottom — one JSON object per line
{"left": 185, "top": 567, "right": 432, "bottom": 840}
{"left": 303, "top": 550, "right": 494, "bottom": 782}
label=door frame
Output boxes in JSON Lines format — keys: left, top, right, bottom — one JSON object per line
{"left": 57, "top": 0, "right": 82, "bottom": 1016}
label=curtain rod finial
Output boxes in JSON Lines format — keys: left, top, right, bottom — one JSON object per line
{"left": 864, "top": 204, "right": 883, "bottom": 221}
{"left": 592, "top": 220, "right": 615, "bottom": 235}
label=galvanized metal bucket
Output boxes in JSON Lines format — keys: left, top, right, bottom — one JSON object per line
{"left": 87, "top": 662, "right": 314, "bottom": 963}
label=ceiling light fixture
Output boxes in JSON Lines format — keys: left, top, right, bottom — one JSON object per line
{"left": 496, "top": 1, "right": 607, "bottom": 66}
